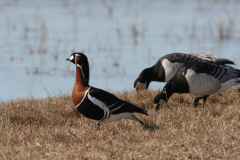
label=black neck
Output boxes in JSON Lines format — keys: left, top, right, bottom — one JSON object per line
{"left": 162, "top": 85, "right": 174, "bottom": 101}
{"left": 151, "top": 65, "right": 165, "bottom": 82}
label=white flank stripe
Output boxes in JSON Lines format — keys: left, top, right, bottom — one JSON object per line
{"left": 108, "top": 101, "right": 119, "bottom": 108}
{"left": 162, "top": 59, "right": 183, "bottom": 82}
{"left": 87, "top": 93, "right": 110, "bottom": 121}
{"left": 76, "top": 87, "right": 91, "bottom": 108}
{"left": 111, "top": 103, "right": 124, "bottom": 112}
{"left": 104, "top": 112, "right": 135, "bottom": 123}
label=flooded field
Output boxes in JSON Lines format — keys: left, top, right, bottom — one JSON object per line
{"left": 1, "top": 0, "right": 240, "bottom": 101}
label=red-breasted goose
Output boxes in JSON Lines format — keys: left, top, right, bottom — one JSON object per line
{"left": 153, "top": 61, "right": 240, "bottom": 109}
{"left": 66, "top": 52, "right": 148, "bottom": 127}
{"left": 134, "top": 53, "right": 234, "bottom": 91}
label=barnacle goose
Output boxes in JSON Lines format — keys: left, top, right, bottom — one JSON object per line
{"left": 134, "top": 53, "right": 234, "bottom": 91}
{"left": 154, "top": 61, "right": 240, "bottom": 109}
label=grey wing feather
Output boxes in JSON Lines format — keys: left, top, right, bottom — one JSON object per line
{"left": 205, "top": 64, "right": 240, "bottom": 83}
{"left": 190, "top": 53, "right": 234, "bottom": 65}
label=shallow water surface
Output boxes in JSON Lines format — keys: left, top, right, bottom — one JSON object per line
{"left": 1, "top": 0, "right": 240, "bottom": 101}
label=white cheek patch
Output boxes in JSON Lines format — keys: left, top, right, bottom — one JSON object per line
{"left": 135, "top": 82, "right": 146, "bottom": 91}
{"left": 69, "top": 55, "right": 74, "bottom": 61}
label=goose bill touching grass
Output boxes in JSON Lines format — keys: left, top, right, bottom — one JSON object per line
{"left": 134, "top": 52, "right": 235, "bottom": 91}
{"left": 66, "top": 52, "right": 148, "bottom": 128}
{"left": 154, "top": 61, "right": 240, "bottom": 110}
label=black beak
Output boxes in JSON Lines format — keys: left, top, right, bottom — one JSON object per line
{"left": 66, "top": 58, "right": 70, "bottom": 61}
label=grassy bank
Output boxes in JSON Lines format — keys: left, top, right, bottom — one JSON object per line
{"left": 1, "top": 89, "right": 240, "bottom": 159}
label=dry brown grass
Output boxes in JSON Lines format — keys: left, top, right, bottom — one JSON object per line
{"left": 1, "top": 88, "right": 240, "bottom": 159}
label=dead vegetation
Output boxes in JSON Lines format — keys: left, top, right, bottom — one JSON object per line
{"left": 1, "top": 88, "right": 240, "bottom": 159}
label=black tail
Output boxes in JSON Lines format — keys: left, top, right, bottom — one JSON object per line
{"left": 111, "top": 101, "right": 148, "bottom": 116}
{"left": 234, "top": 79, "right": 240, "bottom": 83}
{"left": 126, "top": 101, "right": 148, "bottom": 116}
{"left": 217, "top": 58, "right": 235, "bottom": 65}
{"left": 136, "top": 107, "right": 149, "bottom": 116}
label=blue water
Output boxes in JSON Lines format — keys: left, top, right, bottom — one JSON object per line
{"left": 1, "top": 0, "right": 240, "bottom": 102}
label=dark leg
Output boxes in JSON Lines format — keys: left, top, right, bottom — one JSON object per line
{"left": 96, "top": 122, "right": 100, "bottom": 129}
{"left": 192, "top": 97, "right": 203, "bottom": 107}
{"left": 192, "top": 95, "right": 209, "bottom": 107}
{"left": 202, "top": 95, "right": 209, "bottom": 108}
{"left": 179, "top": 93, "right": 183, "bottom": 103}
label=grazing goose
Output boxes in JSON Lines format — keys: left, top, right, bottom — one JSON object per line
{"left": 134, "top": 53, "right": 234, "bottom": 91}
{"left": 154, "top": 61, "right": 240, "bottom": 109}
{"left": 66, "top": 52, "right": 148, "bottom": 127}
